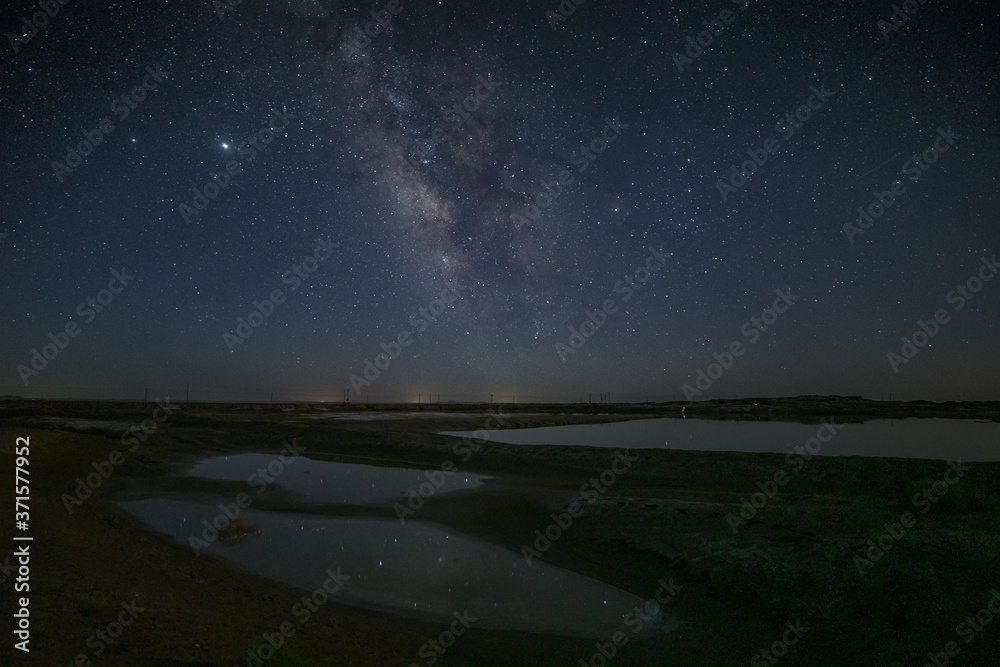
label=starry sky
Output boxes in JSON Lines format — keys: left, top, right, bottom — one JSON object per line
{"left": 1, "top": 0, "right": 997, "bottom": 403}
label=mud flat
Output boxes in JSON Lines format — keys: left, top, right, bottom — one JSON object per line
{"left": 1, "top": 399, "right": 998, "bottom": 666}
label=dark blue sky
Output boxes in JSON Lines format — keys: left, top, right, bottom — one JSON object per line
{"left": 1, "top": 0, "right": 997, "bottom": 402}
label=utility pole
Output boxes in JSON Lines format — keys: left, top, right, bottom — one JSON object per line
{"left": 185, "top": 383, "right": 190, "bottom": 403}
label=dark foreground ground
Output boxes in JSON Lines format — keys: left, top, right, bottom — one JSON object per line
{"left": 0, "top": 398, "right": 998, "bottom": 666}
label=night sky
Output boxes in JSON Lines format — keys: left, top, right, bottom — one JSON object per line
{"left": 1, "top": 0, "right": 997, "bottom": 403}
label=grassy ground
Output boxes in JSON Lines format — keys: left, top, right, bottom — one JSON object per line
{"left": 1, "top": 400, "right": 998, "bottom": 666}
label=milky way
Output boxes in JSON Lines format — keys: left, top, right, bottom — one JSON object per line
{"left": 1, "top": 0, "right": 997, "bottom": 401}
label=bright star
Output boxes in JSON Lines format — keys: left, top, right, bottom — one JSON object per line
{"left": 222, "top": 143, "right": 229, "bottom": 149}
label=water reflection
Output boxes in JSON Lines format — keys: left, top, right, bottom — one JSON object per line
{"left": 443, "top": 417, "right": 1000, "bottom": 461}
{"left": 120, "top": 498, "right": 677, "bottom": 639}
{"left": 188, "top": 454, "right": 492, "bottom": 505}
